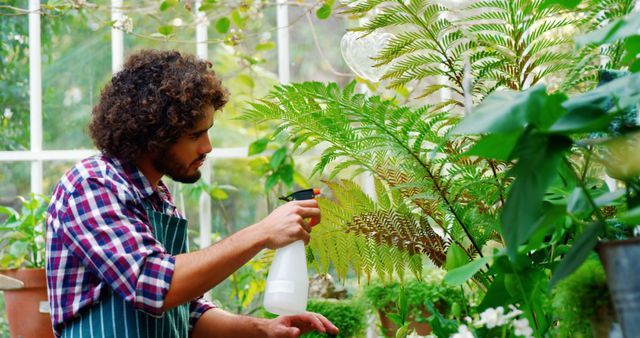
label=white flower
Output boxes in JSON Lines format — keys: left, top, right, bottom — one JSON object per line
{"left": 451, "top": 324, "right": 474, "bottom": 338}
{"left": 171, "top": 18, "right": 184, "bottom": 27}
{"left": 113, "top": 15, "right": 133, "bottom": 33}
{"left": 3, "top": 107, "right": 13, "bottom": 119}
{"left": 476, "top": 306, "right": 506, "bottom": 329}
{"left": 513, "top": 318, "right": 534, "bottom": 338}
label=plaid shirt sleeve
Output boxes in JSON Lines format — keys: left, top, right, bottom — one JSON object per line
{"left": 58, "top": 177, "right": 175, "bottom": 316}
{"left": 189, "top": 297, "right": 216, "bottom": 330}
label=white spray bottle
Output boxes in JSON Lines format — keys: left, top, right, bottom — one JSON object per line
{"left": 263, "top": 188, "right": 320, "bottom": 315}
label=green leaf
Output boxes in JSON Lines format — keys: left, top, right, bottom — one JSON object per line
{"left": 552, "top": 72, "right": 640, "bottom": 133}
{"left": 617, "top": 205, "right": 640, "bottom": 224}
{"left": 215, "top": 17, "right": 231, "bottom": 34}
{"left": 316, "top": 4, "right": 332, "bottom": 20}
{"left": 255, "top": 41, "right": 276, "bottom": 52}
{"left": 237, "top": 74, "right": 255, "bottom": 89}
{"left": 278, "top": 164, "right": 294, "bottom": 187}
{"left": 265, "top": 174, "right": 279, "bottom": 192}
{"left": 9, "top": 241, "right": 28, "bottom": 257}
{"left": 230, "top": 10, "right": 246, "bottom": 29}
{"left": 445, "top": 243, "right": 469, "bottom": 271}
{"left": 199, "top": 3, "right": 215, "bottom": 11}
{"left": 444, "top": 256, "right": 491, "bottom": 286}
{"left": 209, "top": 188, "right": 228, "bottom": 200}
{"left": 157, "top": 25, "right": 174, "bottom": 36}
{"left": 550, "top": 221, "right": 604, "bottom": 287}
{"left": 539, "top": 0, "right": 581, "bottom": 9}
{"left": 270, "top": 147, "right": 287, "bottom": 169}
{"left": 464, "top": 132, "right": 522, "bottom": 160}
{"left": 248, "top": 138, "right": 269, "bottom": 155}
{"left": 502, "top": 134, "right": 572, "bottom": 259}
{"left": 577, "top": 12, "right": 640, "bottom": 48}
{"left": 567, "top": 187, "right": 592, "bottom": 217}
{"left": 159, "top": 1, "right": 174, "bottom": 11}
{"left": 452, "top": 85, "right": 547, "bottom": 135}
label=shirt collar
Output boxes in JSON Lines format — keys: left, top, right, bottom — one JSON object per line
{"left": 106, "top": 155, "right": 177, "bottom": 213}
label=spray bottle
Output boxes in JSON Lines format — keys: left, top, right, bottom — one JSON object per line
{"left": 263, "top": 188, "right": 320, "bottom": 315}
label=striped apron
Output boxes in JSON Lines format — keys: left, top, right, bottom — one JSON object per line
{"left": 61, "top": 202, "right": 190, "bottom": 338}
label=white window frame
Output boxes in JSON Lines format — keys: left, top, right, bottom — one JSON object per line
{"left": 0, "top": 0, "right": 290, "bottom": 250}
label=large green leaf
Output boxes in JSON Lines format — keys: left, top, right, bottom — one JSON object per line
{"left": 464, "top": 132, "right": 522, "bottom": 161}
{"left": 549, "top": 221, "right": 604, "bottom": 287}
{"left": 551, "top": 72, "right": 640, "bottom": 133}
{"left": 577, "top": 12, "right": 640, "bottom": 48}
{"left": 452, "top": 85, "right": 547, "bottom": 135}
{"left": 502, "top": 134, "right": 572, "bottom": 259}
{"left": 443, "top": 256, "right": 491, "bottom": 286}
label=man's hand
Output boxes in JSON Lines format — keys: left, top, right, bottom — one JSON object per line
{"left": 255, "top": 199, "right": 321, "bottom": 249}
{"left": 264, "top": 312, "right": 339, "bottom": 338}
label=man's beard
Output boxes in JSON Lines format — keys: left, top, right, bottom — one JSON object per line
{"left": 152, "top": 151, "right": 205, "bottom": 184}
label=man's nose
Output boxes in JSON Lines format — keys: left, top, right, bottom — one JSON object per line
{"left": 200, "top": 133, "right": 213, "bottom": 154}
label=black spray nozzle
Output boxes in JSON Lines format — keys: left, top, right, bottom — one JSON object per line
{"left": 278, "top": 188, "right": 320, "bottom": 202}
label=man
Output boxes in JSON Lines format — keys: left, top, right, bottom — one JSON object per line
{"left": 45, "top": 49, "right": 339, "bottom": 338}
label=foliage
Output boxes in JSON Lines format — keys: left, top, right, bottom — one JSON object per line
{"left": 551, "top": 258, "right": 611, "bottom": 338}
{"left": 363, "top": 277, "right": 464, "bottom": 317}
{"left": 243, "top": 1, "right": 640, "bottom": 337}
{"left": 561, "top": 0, "right": 635, "bottom": 92}
{"left": 301, "top": 298, "right": 367, "bottom": 338}
{"left": 341, "top": 0, "right": 582, "bottom": 105}
{"left": 244, "top": 81, "right": 506, "bottom": 283}
{"left": 0, "top": 194, "right": 49, "bottom": 269}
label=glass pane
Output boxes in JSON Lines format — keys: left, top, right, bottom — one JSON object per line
{"left": 42, "top": 0, "right": 111, "bottom": 150}
{"left": 289, "top": 5, "right": 353, "bottom": 85}
{"left": 0, "top": 1, "right": 30, "bottom": 151}
{"left": 0, "top": 162, "right": 30, "bottom": 206}
{"left": 121, "top": 1, "right": 280, "bottom": 148}
{"left": 43, "top": 160, "right": 80, "bottom": 196}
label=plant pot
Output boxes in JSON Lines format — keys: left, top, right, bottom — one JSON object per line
{"left": 597, "top": 238, "right": 640, "bottom": 338}
{"left": 0, "top": 268, "right": 54, "bottom": 338}
{"left": 378, "top": 307, "right": 433, "bottom": 337}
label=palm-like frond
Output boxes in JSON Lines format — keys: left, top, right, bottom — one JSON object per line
{"left": 561, "top": 0, "right": 634, "bottom": 92}
{"left": 340, "top": 0, "right": 586, "bottom": 107}
{"left": 244, "top": 81, "right": 506, "bottom": 277}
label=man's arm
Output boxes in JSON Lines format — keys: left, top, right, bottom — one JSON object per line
{"left": 191, "top": 308, "right": 339, "bottom": 338}
{"left": 161, "top": 199, "right": 320, "bottom": 311}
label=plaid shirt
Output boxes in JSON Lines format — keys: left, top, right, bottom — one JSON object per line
{"left": 46, "top": 154, "right": 215, "bottom": 336}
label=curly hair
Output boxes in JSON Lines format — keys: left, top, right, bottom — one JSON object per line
{"left": 89, "top": 49, "right": 228, "bottom": 161}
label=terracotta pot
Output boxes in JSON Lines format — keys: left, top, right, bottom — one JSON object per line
{"left": 378, "top": 307, "right": 433, "bottom": 337}
{"left": 1, "top": 268, "right": 54, "bottom": 338}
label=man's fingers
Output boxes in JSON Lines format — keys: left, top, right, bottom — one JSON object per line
{"left": 293, "top": 199, "right": 318, "bottom": 207}
{"left": 315, "top": 313, "right": 339, "bottom": 333}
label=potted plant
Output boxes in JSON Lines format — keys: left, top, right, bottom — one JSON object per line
{"left": 363, "top": 277, "right": 464, "bottom": 337}
{"left": 301, "top": 298, "right": 367, "bottom": 338}
{"left": 0, "top": 193, "right": 54, "bottom": 338}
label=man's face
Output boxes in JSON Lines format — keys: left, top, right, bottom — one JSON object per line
{"left": 152, "top": 108, "right": 214, "bottom": 183}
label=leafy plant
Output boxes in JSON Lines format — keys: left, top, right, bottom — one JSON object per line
{"left": 363, "top": 278, "right": 464, "bottom": 318}
{"left": 242, "top": 1, "right": 640, "bottom": 336}
{"left": 0, "top": 194, "right": 49, "bottom": 269}
{"left": 244, "top": 81, "right": 503, "bottom": 284}
{"left": 552, "top": 258, "right": 612, "bottom": 338}
{"left": 342, "top": 0, "right": 582, "bottom": 105}
{"left": 301, "top": 298, "right": 367, "bottom": 338}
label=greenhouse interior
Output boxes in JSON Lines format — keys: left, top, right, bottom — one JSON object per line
{"left": 2, "top": 0, "right": 640, "bottom": 337}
